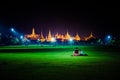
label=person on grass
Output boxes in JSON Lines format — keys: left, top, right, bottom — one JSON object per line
{"left": 73, "top": 47, "right": 79, "bottom": 56}
{"left": 72, "top": 47, "right": 88, "bottom": 56}
{"left": 79, "top": 49, "right": 88, "bottom": 56}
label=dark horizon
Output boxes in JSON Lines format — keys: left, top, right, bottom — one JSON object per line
{"left": 0, "top": 3, "right": 120, "bottom": 38}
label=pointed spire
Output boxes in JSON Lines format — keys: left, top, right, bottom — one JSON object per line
{"left": 89, "top": 32, "right": 95, "bottom": 38}
{"left": 40, "top": 32, "right": 44, "bottom": 39}
{"left": 90, "top": 32, "right": 93, "bottom": 37}
{"left": 25, "top": 27, "right": 39, "bottom": 40}
{"left": 84, "top": 32, "right": 95, "bottom": 41}
{"left": 32, "top": 27, "right": 35, "bottom": 35}
{"left": 65, "top": 30, "right": 71, "bottom": 40}
{"left": 74, "top": 33, "right": 80, "bottom": 41}
{"left": 40, "top": 32, "right": 45, "bottom": 42}
{"left": 48, "top": 30, "right": 52, "bottom": 38}
{"left": 47, "top": 30, "right": 52, "bottom": 42}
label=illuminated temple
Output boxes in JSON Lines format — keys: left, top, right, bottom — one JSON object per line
{"left": 25, "top": 28, "right": 40, "bottom": 40}
{"left": 84, "top": 32, "right": 95, "bottom": 41}
{"left": 74, "top": 33, "right": 81, "bottom": 41}
{"left": 46, "top": 30, "right": 52, "bottom": 42}
{"left": 40, "top": 32, "right": 45, "bottom": 42}
{"left": 25, "top": 28, "right": 95, "bottom": 42}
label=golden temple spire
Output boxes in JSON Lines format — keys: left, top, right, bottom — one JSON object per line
{"left": 74, "top": 33, "right": 80, "bottom": 41}
{"left": 48, "top": 30, "right": 52, "bottom": 38}
{"left": 32, "top": 27, "right": 35, "bottom": 35}
{"left": 40, "top": 32, "right": 45, "bottom": 42}
{"left": 47, "top": 30, "right": 52, "bottom": 42}
{"left": 40, "top": 32, "right": 44, "bottom": 39}
{"left": 90, "top": 32, "right": 94, "bottom": 37}
{"left": 65, "top": 31, "right": 71, "bottom": 40}
{"left": 84, "top": 32, "right": 95, "bottom": 41}
{"left": 25, "top": 27, "right": 39, "bottom": 40}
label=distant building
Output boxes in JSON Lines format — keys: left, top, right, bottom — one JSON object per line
{"left": 24, "top": 28, "right": 96, "bottom": 42}
{"left": 74, "top": 33, "right": 81, "bottom": 41}
{"left": 25, "top": 28, "right": 40, "bottom": 40}
{"left": 65, "top": 31, "right": 71, "bottom": 40}
{"left": 55, "top": 33, "right": 65, "bottom": 42}
{"left": 46, "top": 30, "right": 52, "bottom": 42}
{"left": 84, "top": 32, "right": 95, "bottom": 41}
{"left": 40, "top": 32, "right": 45, "bottom": 42}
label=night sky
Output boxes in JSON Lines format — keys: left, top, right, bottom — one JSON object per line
{"left": 0, "top": 2, "right": 120, "bottom": 38}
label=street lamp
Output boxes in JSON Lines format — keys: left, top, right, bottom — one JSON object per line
{"left": 11, "top": 28, "right": 15, "bottom": 32}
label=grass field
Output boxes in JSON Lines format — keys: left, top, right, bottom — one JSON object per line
{"left": 0, "top": 45, "right": 120, "bottom": 80}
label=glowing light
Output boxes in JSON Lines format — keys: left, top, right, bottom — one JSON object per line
{"left": 69, "top": 38, "right": 73, "bottom": 42}
{"left": 74, "top": 33, "right": 80, "bottom": 41}
{"left": 105, "top": 35, "right": 112, "bottom": 44}
{"left": 40, "top": 32, "right": 45, "bottom": 42}
{"left": 47, "top": 30, "right": 52, "bottom": 42}
{"left": 65, "top": 31, "right": 71, "bottom": 40}
{"left": 51, "top": 37, "right": 56, "bottom": 42}
{"left": 11, "top": 28, "right": 15, "bottom": 32}
{"left": 84, "top": 32, "right": 95, "bottom": 41}
{"left": 106, "top": 35, "right": 112, "bottom": 41}
{"left": 25, "top": 28, "right": 39, "bottom": 40}
{"left": 107, "top": 35, "right": 111, "bottom": 39}
{"left": 20, "top": 35, "right": 23, "bottom": 39}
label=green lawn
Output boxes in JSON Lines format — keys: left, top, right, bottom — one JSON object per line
{"left": 0, "top": 45, "right": 120, "bottom": 80}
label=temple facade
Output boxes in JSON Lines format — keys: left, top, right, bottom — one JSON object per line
{"left": 25, "top": 28, "right": 95, "bottom": 42}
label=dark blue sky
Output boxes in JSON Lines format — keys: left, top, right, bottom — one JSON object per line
{"left": 0, "top": 2, "right": 120, "bottom": 38}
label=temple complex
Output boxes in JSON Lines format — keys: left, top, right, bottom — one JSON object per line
{"left": 25, "top": 28, "right": 95, "bottom": 42}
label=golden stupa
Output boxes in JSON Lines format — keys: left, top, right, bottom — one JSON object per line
{"left": 24, "top": 28, "right": 96, "bottom": 42}
{"left": 25, "top": 28, "right": 39, "bottom": 40}
{"left": 84, "top": 32, "right": 95, "bottom": 41}
{"left": 65, "top": 31, "right": 71, "bottom": 40}
{"left": 74, "top": 33, "right": 81, "bottom": 41}
{"left": 47, "top": 30, "right": 52, "bottom": 42}
{"left": 40, "top": 32, "right": 45, "bottom": 42}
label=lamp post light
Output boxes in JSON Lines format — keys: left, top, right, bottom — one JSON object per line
{"left": 105, "top": 35, "right": 112, "bottom": 45}
{"left": 68, "top": 38, "right": 74, "bottom": 45}
{"left": 11, "top": 28, "right": 15, "bottom": 32}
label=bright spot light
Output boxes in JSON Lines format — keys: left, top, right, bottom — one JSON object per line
{"left": 69, "top": 38, "right": 73, "bottom": 42}
{"left": 107, "top": 35, "right": 111, "bottom": 39}
{"left": 51, "top": 37, "right": 56, "bottom": 42}
{"left": 20, "top": 35, "right": 23, "bottom": 39}
{"left": 11, "top": 28, "right": 15, "bottom": 32}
